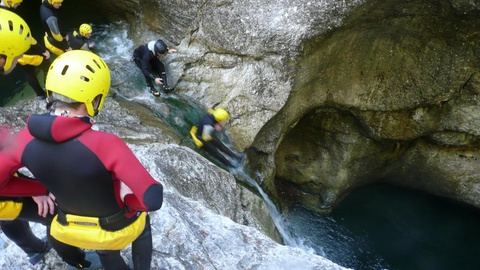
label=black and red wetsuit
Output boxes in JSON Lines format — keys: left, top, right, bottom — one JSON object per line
{"left": 0, "top": 113, "right": 164, "bottom": 269}
{"left": 0, "top": 113, "right": 163, "bottom": 217}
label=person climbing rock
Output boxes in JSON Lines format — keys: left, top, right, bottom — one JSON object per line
{"left": 131, "top": 39, "right": 177, "bottom": 97}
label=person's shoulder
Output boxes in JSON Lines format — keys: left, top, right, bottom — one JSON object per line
{"left": 101, "top": 130, "right": 127, "bottom": 141}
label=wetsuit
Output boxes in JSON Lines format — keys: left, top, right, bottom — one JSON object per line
{"left": 191, "top": 112, "right": 240, "bottom": 167}
{"left": 69, "top": 30, "right": 91, "bottom": 51}
{"left": 18, "top": 42, "right": 50, "bottom": 98}
{"left": 40, "top": 0, "right": 69, "bottom": 55}
{"left": 0, "top": 114, "right": 164, "bottom": 270}
{"left": 0, "top": 187, "right": 53, "bottom": 263}
{"left": 132, "top": 43, "right": 169, "bottom": 90}
{"left": 0, "top": 5, "right": 49, "bottom": 98}
{"left": 0, "top": 126, "right": 51, "bottom": 265}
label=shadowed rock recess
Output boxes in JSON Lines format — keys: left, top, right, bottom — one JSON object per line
{"left": 94, "top": 0, "right": 480, "bottom": 212}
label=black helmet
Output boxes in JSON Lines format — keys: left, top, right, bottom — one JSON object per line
{"left": 154, "top": 39, "right": 168, "bottom": 54}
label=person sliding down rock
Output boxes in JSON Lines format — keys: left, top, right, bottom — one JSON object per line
{"left": 131, "top": 39, "right": 177, "bottom": 97}
{"left": 190, "top": 108, "right": 246, "bottom": 168}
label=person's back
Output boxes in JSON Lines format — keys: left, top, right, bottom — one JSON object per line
{"left": 23, "top": 116, "right": 161, "bottom": 218}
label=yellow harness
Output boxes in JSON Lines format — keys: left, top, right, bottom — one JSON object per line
{"left": 51, "top": 211, "right": 147, "bottom": 250}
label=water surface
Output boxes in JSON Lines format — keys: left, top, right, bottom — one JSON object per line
{"left": 284, "top": 183, "right": 480, "bottom": 270}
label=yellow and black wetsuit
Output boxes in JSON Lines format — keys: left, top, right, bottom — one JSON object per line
{"left": 18, "top": 39, "right": 51, "bottom": 98}
{"left": 190, "top": 112, "right": 241, "bottom": 167}
{"left": 40, "top": 0, "right": 69, "bottom": 55}
{"left": 69, "top": 30, "right": 91, "bottom": 51}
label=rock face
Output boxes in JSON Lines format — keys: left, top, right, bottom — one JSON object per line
{"left": 267, "top": 0, "right": 480, "bottom": 211}
{"left": 0, "top": 99, "right": 347, "bottom": 269}
{"left": 89, "top": 0, "right": 480, "bottom": 214}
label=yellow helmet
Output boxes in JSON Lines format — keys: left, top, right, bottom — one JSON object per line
{"left": 47, "top": 0, "right": 63, "bottom": 5}
{"left": 46, "top": 50, "right": 111, "bottom": 117}
{"left": 0, "top": 9, "right": 31, "bottom": 72}
{"left": 79, "top": 23, "right": 92, "bottom": 37}
{"left": 5, "top": 0, "right": 23, "bottom": 8}
{"left": 212, "top": 108, "right": 230, "bottom": 122}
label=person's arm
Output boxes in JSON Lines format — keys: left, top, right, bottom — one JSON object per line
{"left": 46, "top": 16, "right": 63, "bottom": 42}
{"left": 0, "top": 129, "right": 49, "bottom": 197}
{"left": 92, "top": 134, "right": 163, "bottom": 212}
{"left": 30, "top": 42, "right": 48, "bottom": 56}
{"left": 0, "top": 176, "right": 48, "bottom": 197}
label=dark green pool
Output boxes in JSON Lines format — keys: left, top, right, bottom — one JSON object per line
{"left": 284, "top": 183, "right": 480, "bottom": 270}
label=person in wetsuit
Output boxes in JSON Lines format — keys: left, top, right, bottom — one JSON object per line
{"left": 0, "top": 0, "right": 21, "bottom": 9}
{"left": 69, "top": 23, "right": 95, "bottom": 51}
{"left": 17, "top": 42, "right": 51, "bottom": 100}
{"left": 190, "top": 107, "right": 245, "bottom": 168}
{"left": 0, "top": 9, "right": 56, "bottom": 266}
{"left": 0, "top": 50, "right": 164, "bottom": 270}
{"left": 40, "top": 0, "right": 71, "bottom": 55}
{"left": 1, "top": 0, "right": 51, "bottom": 100}
{"left": 0, "top": 8, "right": 31, "bottom": 75}
{"left": 132, "top": 39, "right": 177, "bottom": 97}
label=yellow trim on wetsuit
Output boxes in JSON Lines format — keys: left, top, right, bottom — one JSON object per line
{"left": 44, "top": 32, "right": 65, "bottom": 56}
{"left": 18, "top": 54, "right": 44, "bottom": 66}
{"left": 190, "top": 126, "right": 203, "bottom": 147}
{"left": 0, "top": 201, "right": 23, "bottom": 220}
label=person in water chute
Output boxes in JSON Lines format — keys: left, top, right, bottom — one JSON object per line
{"left": 131, "top": 38, "right": 177, "bottom": 97}
{"left": 190, "top": 107, "right": 246, "bottom": 168}
{"left": 69, "top": 23, "right": 95, "bottom": 51}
